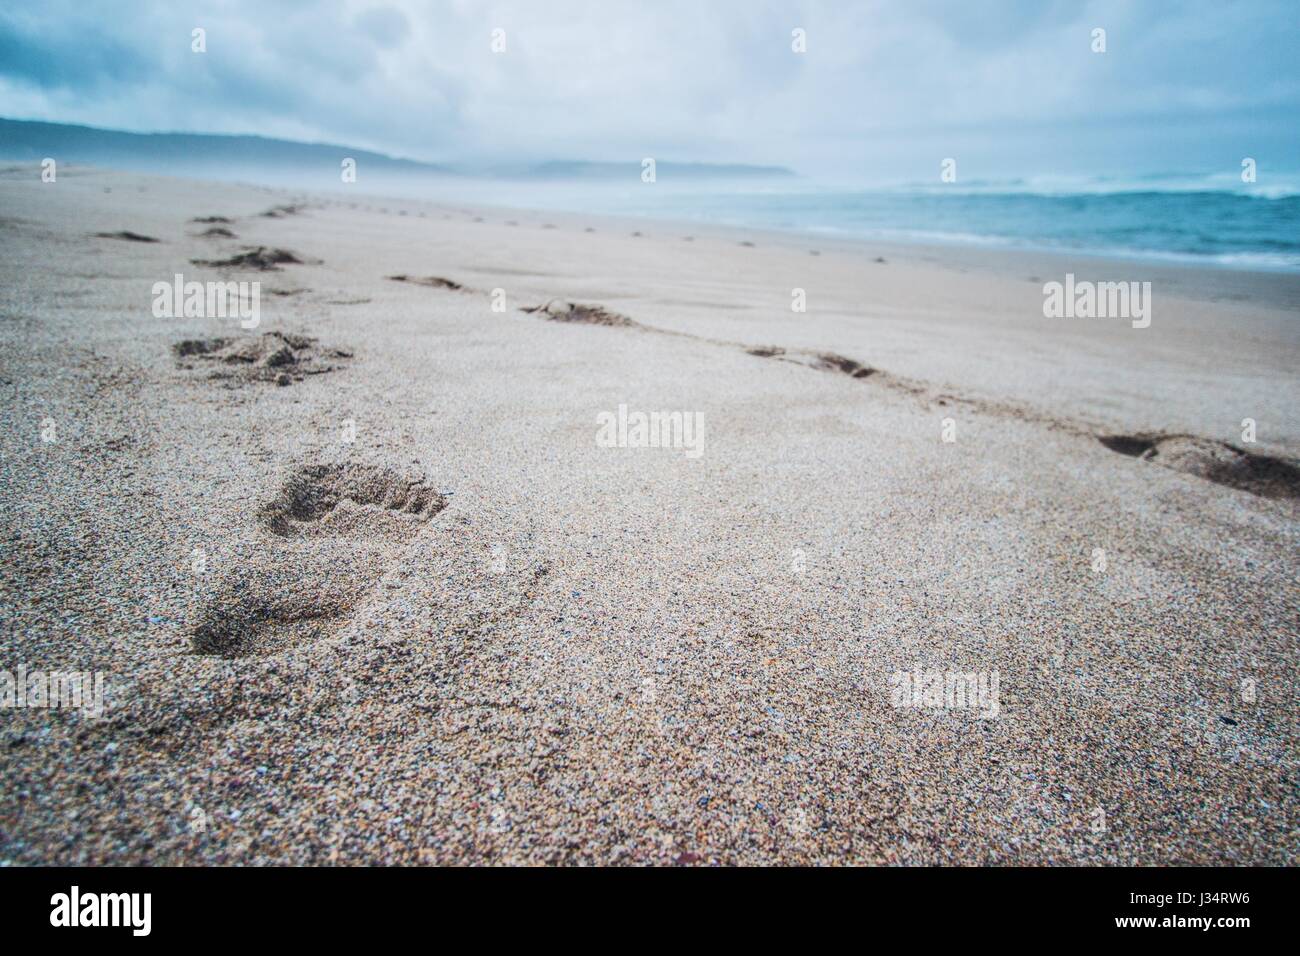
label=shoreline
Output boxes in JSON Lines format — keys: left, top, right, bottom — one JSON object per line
{"left": 12, "top": 159, "right": 1300, "bottom": 290}
{"left": 286, "top": 184, "right": 1300, "bottom": 312}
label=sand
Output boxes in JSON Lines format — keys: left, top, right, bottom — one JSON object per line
{"left": 0, "top": 165, "right": 1296, "bottom": 865}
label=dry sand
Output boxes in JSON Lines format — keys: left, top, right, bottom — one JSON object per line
{"left": 1, "top": 165, "right": 1297, "bottom": 864}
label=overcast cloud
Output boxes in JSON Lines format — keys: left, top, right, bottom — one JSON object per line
{"left": 1, "top": 0, "right": 1296, "bottom": 180}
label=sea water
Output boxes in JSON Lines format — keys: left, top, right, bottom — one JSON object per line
{"left": 427, "top": 171, "right": 1300, "bottom": 272}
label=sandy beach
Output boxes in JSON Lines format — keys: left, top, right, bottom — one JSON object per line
{"left": 1, "top": 165, "right": 1297, "bottom": 865}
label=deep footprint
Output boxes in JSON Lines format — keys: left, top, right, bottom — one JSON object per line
{"left": 748, "top": 346, "right": 876, "bottom": 379}
{"left": 811, "top": 353, "right": 876, "bottom": 378}
{"left": 172, "top": 332, "right": 352, "bottom": 386}
{"left": 1099, "top": 434, "right": 1300, "bottom": 500}
{"left": 521, "top": 300, "right": 637, "bottom": 327}
{"left": 191, "top": 464, "right": 447, "bottom": 657}
{"left": 94, "top": 230, "right": 159, "bottom": 243}
{"left": 190, "top": 570, "right": 355, "bottom": 658}
{"left": 191, "top": 246, "right": 308, "bottom": 270}
{"left": 260, "top": 204, "right": 305, "bottom": 218}
{"left": 387, "top": 274, "right": 464, "bottom": 291}
{"left": 257, "top": 464, "right": 446, "bottom": 536}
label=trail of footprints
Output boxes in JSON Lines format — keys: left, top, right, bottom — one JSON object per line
{"left": 163, "top": 206, "right": 351, "bottom": 388}
{"left": 380, "top": 267, "right": 1300, "bottom": 501}
{"left": 88, "top": 203, "right": 448, "bottom": 657}
{"left": 161, "top": 207, "right": 1295, "bottom": 658}
{"left": 166, "top": 205, "right": 442, "bottom": 658}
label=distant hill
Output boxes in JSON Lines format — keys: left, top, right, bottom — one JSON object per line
{"left": 0, "top": 117, "right": 796, "bottom": 181}
{"left": 0, "top": 117, "right": 449, "bottom": 176}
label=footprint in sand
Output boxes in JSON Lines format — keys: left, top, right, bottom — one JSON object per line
{"left": 521, "top": 300, "right": 637, "bottom": 328}
{"left": 1098, "top": 434, "right": 1300, "bottom": 500}
{"left": 190, "top": 464, "right": 447, "bottom": 657}
{"left": 746, "top": 346, "right": 876, "bottom": 379}
{"left": 93, "top": 230, "right": 159, "bottom": 243}
{"left": 190, "top": 246, "right": 313, "bottom": 271}
{"left": 172, "top": 332, "right": 352, "bottom": 387}
{"left": 260, "top": 204, "right": 306, "bottom": 218}
{"left": 506, "top": 287, "right": 1299, "bottom": 505}
{"left": 386, "top": 274, "right": 466, "bottom": 291}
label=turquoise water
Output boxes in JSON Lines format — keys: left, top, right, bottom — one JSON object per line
{"left": 432, "top": 172, "right": 1300, "bottom": 272}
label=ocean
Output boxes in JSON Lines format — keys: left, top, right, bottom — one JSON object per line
{"left": 4, "top": 120, "right": 1295, "bottom": 271}
{"left": 426, "top": 171, "right": 1300, "bottom": 273}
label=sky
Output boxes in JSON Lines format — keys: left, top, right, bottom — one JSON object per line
{"left": 1, "top": 0, "right": 1297, "bottom": 182}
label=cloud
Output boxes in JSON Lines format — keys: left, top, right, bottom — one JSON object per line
{"left": 0, "top": 8, "right": 151, "bottom": 92}
{"left": 0, "top": 0, "right": 1297, "bottom": 177}
{"left": 354, "top": 6, "right": 410, "bottom": 49}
